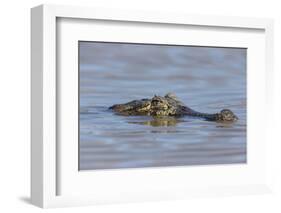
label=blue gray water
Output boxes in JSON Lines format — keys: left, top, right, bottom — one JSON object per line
{"left": 79, "top": 42, "right": 247, "bottom": 170}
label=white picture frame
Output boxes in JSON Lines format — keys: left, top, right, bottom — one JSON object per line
{"left": 31, "top": 4, "right": 274, "bottom": 208}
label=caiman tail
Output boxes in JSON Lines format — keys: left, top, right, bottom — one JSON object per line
{"left": 182, "top": 106, "right": 238, "bottom": 122}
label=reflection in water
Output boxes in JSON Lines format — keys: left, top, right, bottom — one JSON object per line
{"left": 216, "top": 123, "right": 236, "bottom": 128}
{"left": 128, "top": 116, "right": 184, "bottom": 127}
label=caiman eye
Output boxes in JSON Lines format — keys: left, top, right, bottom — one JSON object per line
{"left": 152, "top": 99, "right": 161, "bottom": 104}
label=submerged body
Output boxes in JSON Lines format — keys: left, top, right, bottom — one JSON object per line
{"left": 109, "top": 93, "right": 238, "bottom": 122}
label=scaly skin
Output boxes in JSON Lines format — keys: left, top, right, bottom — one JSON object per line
{"left": 109, "top": 93, "right": 238, "bottom": 122}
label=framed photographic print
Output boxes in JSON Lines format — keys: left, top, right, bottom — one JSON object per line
{"left": 31, "top": 4, "right": 274, "bottom": 208}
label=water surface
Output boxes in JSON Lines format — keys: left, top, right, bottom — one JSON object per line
{"left": 79, "top": 42, "right": 247, "bottom": 170}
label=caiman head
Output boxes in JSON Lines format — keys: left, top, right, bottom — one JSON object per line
{"left": 110, "top": 93, "right": 182, "bottom": 116}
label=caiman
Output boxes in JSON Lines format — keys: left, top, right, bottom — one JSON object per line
{"left": 109, "top": 93, "right": 238, "bottom": 122}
